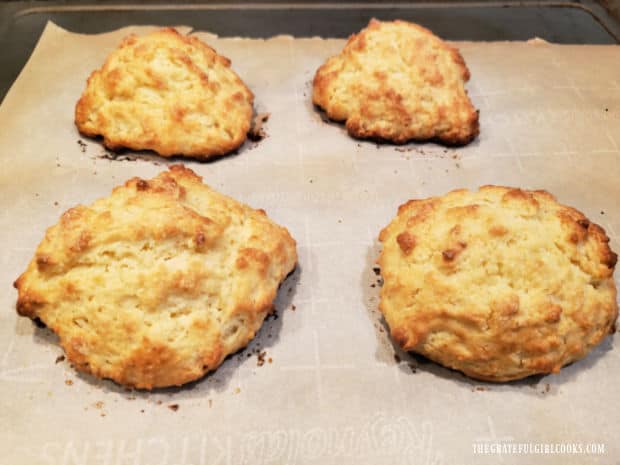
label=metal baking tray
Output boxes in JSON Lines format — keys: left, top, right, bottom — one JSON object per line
{"left": 1, "top": 0, "right": 619, "bottom": 103}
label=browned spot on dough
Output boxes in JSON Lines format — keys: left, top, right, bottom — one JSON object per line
{"left": 489, "top": 225, "right": 508, "bottom": 236}
{"left": 396, "top": 232, "right": 416, "bottom": 255}
{"left": 36, "top": 254, "right": 53, "bottom": 268}
{"left": 195, "top": 232, "right": 206, "bottom": 246}
{"left": 544, "top": 304, "right": 563, "bottom": 323}
{"left": 442, "top": 249, "right": 457, "bottom": 261}
{"left": 577, "top": 219, "right": 590, "bottom": 229}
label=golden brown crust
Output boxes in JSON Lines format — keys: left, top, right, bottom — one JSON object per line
{"left": 378, "top": 186, "right": 618, "bottom": 381}
{"left": 312, "top": 19, "right": 479, "bottom": 146}
{"left": 14, "top": 165, "right": 297, "bottom": 389}
{"left": 75, "top": 28, "right": 254, "bottom": 159}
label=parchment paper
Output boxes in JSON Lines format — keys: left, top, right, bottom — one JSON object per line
{"left": 1, "top": 22, "right": 619, "bottom": 465}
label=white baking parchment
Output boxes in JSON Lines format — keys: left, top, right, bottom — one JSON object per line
{"left": 1, "top": 22, "right": 619, "bottom": 465}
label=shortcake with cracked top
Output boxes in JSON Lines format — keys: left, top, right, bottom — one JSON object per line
{"left": 14, "top": 165, "right": 297, "bottom": 389}
{"left": 313, "top": 19, "right": 479, "bottom": 145}
{"left": 75, "top": 28, "right": 254, "bottom": 159}
{"left": 378, "top": 186, "right": 617, "bottom": 381}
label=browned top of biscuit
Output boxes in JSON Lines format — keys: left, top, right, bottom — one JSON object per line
{"left": 14, "top": 165, "right": 297, "bottom": 389}
{"left": 75, "top": 28, "right": 254, "bottom": 159}
{"left": 379, "top": 186, "right": 617, "bottom": 381}
{"left": 313, "top": 19, "right": 479, "bottom": 145}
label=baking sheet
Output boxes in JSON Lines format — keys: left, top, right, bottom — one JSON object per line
{"left": 1, "top": 22, "right": 619, "bottom": 465}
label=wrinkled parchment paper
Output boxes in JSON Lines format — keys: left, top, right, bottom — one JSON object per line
{"left": 1, "top": 22, "right": 619, "bottom": 465}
